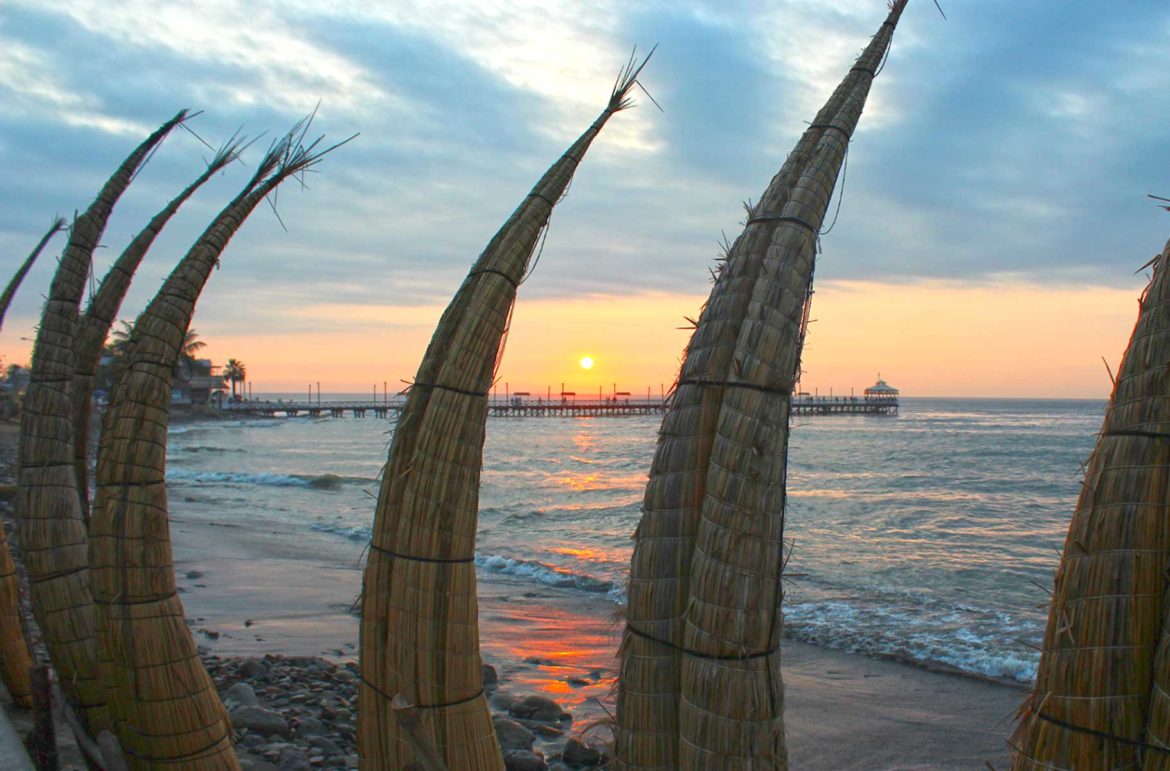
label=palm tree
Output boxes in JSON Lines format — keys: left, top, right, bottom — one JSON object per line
{"left": 173, "top": 328, "right": 207, "bottom": 382}
{"left": 106, "top": 319, "right": 134, "bottom": 360}
{"left": 181, "top": 328, "right": 206, "bottom": 364}
{"left": 223, "top": 358, "right": 246, "bottom": 401}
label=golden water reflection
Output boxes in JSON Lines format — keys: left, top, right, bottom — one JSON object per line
{"left": 478, "top": 588, "right": 619, "bottom": 720}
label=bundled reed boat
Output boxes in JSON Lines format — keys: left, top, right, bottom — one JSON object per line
{"left": 0, "top": 217, "right": 67, "bottom": 707}
{"left": 88, "top": 121, "right": 343, "bottom": 767}
{"left": 616, "top": 3, "right": 909, "bottom": 768}
{"left": 358, "top": 54, "right": 652, "bottom": 769}
{"left": 1011, "top": 235, "right": 1170, "bottom": 769}
{"left": 17, "top": 111, "right": 188, "bottom": 736}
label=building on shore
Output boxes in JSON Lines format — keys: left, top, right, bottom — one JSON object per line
{"left": 170, "top": 358, "right": 227, "bottom": 405}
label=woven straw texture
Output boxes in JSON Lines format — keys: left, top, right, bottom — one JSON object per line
{"left": 612, "top": 5, "right": 906, "bottom": 768}
{"left": 0, "top": 523, "right": 32, "bottom": 707}
{"left": 0, "top": 217, "right": 66, "bottom": 708}
{"left": 17, "top": 111, "right": 185, "bottom": 736}
{"left": 71, "top": 142, "right": 238, "bottom": 518}
{"left": 358, "top": 58, "right": 649, "bottom": 770}
{"left": 615, "top": 6, "right": 905, "bottom": 767}
{"left": 1010, "top": 236, "right": 1170, "bottom": 770}
{"left": 0, "top": 217, "right": 67, "bottom": 333}
{"left": 89, "top": 129, "right": 334, "bottom": 768}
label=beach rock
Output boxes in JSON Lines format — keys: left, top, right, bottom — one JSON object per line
{"left": 483, "top": 663, "right": 499, "bottom": 687}
{"left": 240, "top": 658, "right": 270, "bottom": 680}
{"left": 308, "top": 735, "right": 340, "bottom": 756}
{"left": 490, "top": 690, "right": 518, "bottom": 711}
{"left": 565, "top": 677, "right": 589, "bottom": 687}
{"left": 493, "top": 716, "right": 535, "bottom": 751}
{"left": 510, "top": 695, "right": 566, "bottom": 723}
{"left": 186, "top": 570, "right": 204, "bottom": 579}
{"left": 296, "top": 716, "right": 326, "bottom": 738}
{"left": 503, "top": 749, "right": 548, "bottom": 771}
{"left": 523, "top": 721, "right": 563, "bottom": 739}
{"left": 562, "top": 738, "right": 603, "bottom": 767}
{"left": 231, "top": 706, "right": 289, "bottom": 736}
{"left": 277, "top": 747, "right": 312, "bottom": 771}
{"left": 224, "top": 682, "right": 260, "bottom": 708}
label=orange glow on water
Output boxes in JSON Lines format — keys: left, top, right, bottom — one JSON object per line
{"left": 548, "top": 545, "right": 624, "bottom": 564}
{"left": 557, "top": 472, "right": 601, "bottom": 492}
{"left": 478, "top": 589, "right": 619, "bottom": 716}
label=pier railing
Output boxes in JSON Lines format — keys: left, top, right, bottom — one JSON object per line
{"left": 221, "top": 393, "right": 898, "bottom": 419}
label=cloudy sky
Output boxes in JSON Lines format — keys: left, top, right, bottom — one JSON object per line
{"left": 1, "top": 0, "right": 1168, "bottom": 397}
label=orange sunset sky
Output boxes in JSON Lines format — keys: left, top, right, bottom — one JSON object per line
{"left": 1, "top": 2, "right": 1167, "bottom": 399}
{"left": 6, "top": 279, "right": 1128, "bottom": 400}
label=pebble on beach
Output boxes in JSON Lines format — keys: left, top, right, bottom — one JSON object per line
{"left": 200, "top": 652, "right": 603, "bottom": 771}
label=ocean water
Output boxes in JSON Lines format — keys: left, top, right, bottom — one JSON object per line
{"left": 166, "top": 396, "right": 1104, "bottom": 685}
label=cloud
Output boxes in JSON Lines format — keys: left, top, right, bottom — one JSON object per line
{"left": 1, "top": 0, "right": 1169, "bottom": 392}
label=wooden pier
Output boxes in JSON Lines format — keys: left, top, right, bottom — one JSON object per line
{"left": 791, "top": 394, "right": 898, "bottom": 416}
{"left": 222, "top": 393, "right": 898, "bottom": 419}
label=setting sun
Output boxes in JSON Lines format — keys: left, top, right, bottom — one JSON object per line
{"left": 579, "top": 356, "right": 595, "bottom": 370}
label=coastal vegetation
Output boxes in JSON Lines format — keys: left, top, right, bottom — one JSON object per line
{"left": 224, "top": 358, "right": 247, "bottom": 401}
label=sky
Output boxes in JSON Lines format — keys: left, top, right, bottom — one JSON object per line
{"left": 1, "top": 1, "right": 1168, "bottom": 398}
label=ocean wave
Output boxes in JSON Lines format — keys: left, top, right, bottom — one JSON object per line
{"left": 172, "top": 446, "right": 246, "bottom": 455}
{"left": 311, "top": 522, "right": 372, "bottom": 540}
{"left": 784, "top": 600, "right": 1039, "bottom": 683}
{"left": 308, "top": 521, "right": 627, "bottom": 601}
{"left": 475, "top": 554, "right": 625, "bottom": 602}
{"left": 167, "top": 468, "right": 364, "bottom": 489}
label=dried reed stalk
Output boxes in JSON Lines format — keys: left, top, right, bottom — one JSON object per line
{"left": 615, "top": 7, "right": 906, "bottom": 766}
{"left": 1010, "top": 235, "right": 1170, "bottom": 769}
{"left": 88, "top": 120, "right": 343, "bottom": 768}
{"left": 358, "top": 54, "right": 651, "bottom": 770}
{"left": 0, "top": 217, "right": 68, "bottom": 333}
{"left": 71, "top": 140, "right": 242, "bottom": 517}
{"left": 0, "top": 523, "right": 32, "bottom": 707}
{"left": 17, "top": 110, "right": 186, "bottom": 737}
{"left": 0, "top": 219, "right": 66, "bottom": 709}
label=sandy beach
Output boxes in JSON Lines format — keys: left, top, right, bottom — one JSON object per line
{"left": 168, "top": 487, "right": 1025, "bottom": 769}
{"left": 0, "top": 418, "right": 1025, "bottom": 768}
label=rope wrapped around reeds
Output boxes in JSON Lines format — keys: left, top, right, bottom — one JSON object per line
{"left": 358, "top": 53, "right": 651, "bottom": 770}
{"left": 0, "top": 524, "right": 33, "bottom": 707}
{"left": 1010, "top": 235, "right": 1170, "bottom": 770}
{"left": 71, "top": 140, "right": 242, "bottom": 518}
{"left": 89, "top": 122, "right": 342, "bottom": 768}
{"left": 0, "top": 217, "right": 68, "bottom": 333}
{"left": 17, "top": 110, "right": 187, "bottom": 737}
{"left": 615, "top": 6, "right": 906, "bottom": 766}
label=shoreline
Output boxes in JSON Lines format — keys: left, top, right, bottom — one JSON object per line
{"left": 0, "top": 417, "right": 1025, "bottom": 768}
{"left": 170, "top": 512, "right": 1023, "bottom": 768}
